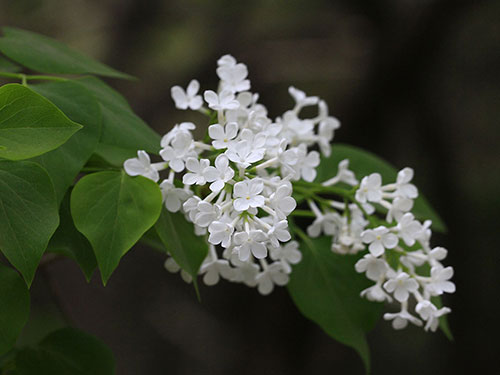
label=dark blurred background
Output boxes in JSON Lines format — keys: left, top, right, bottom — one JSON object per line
{"left": 1, "top": 0, "right": 499, "bottom": 374}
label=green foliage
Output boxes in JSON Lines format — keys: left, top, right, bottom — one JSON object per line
{"left": 0, "top": 161, "right": 59, "bottom": 286}
{"left": 287, "top": 234, "right": 383, "bottom": 373}
{"left": 30, "top": 80, "right": 102, "bottom": 204}
{"left": 46, "top": 191, "right": 97, "bottom": 282}
{"left": 8, "top": 327, "right": 115, "bottom": 375}
{"left": 155, "top": 208, "right": 209, "bottom": 293}
{"left": 0, "top": 27, "right": 132, "bottom": 79}
{"left": 0, "top": 264, "right": 30, "bottom": 355}
{"left": 0, "top": 83, "right": 82, "bottom": 161}
{"left": 70, "top": 172, "right": 162, "bottom": 284}
{"left": 76, "top": 77, "right": 161, "bottom": 165}
{"left": 316, "top": 143, "right": 447, "bottom": 232}
{"left": 0, "top": 55, "right": 20, "bottom": 73}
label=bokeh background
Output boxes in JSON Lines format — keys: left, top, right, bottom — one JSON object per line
{"left": 1, "top": 0, "right": 499, "bottom": 374}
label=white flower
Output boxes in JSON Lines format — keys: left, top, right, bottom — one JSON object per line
{"left": 208, "top": 220, "right": 234, "bottom": 248}
{"left": 160, "top": 132, "right": 195, "bottom": 172}
{"left": 269, "top": 241, "right": 302, "bottom": 273}
{"left": 395, "top": 168, "right": 418, "bottom": 199}
{"left": 288, "top": 144, "right": 320, "bottom": 182}
{"left": 208, "top": 122, "right": 238, "bottom": 149}
{"left": 204, "top": 90, "right": 240, "bottom": 111}
{"left": 307, "top": 213, "right": 340, "bottom": 238}
{"left": 233, "top": 230, "right": 268, "bottom": 261}
{"left": 288, "top": 86, "right": 319, "bottom": 108}
{"left": 182, "top": 158, "right": 211, "bottom": 185}
{"left": 415, "top": 300, "right": 451, "bottom": 332}
{"left": 124, "top": 150, "right": 162, "bottom": 182}
{"left": 425, "top": 266, "right": 455, "bottom": 296}
{"left": 230, "top": 260, "right": 259, "bottom": 287}
{"left": 356, "top": 173, "right": 383, "bottom": 203}
{"left": 164, "top": 257, "right": 192, "bottom": 283}
{"left": 199, "top": 257, "right": 233, "bottom": 286}
{"left": 170, "top": 80, "right": 203, "bottom": 110}
{"left": 255, "top": 263, "right": 289, "bottom": 295}
{"left": 233, "top": 178, "right": 265, "bottom": 211}
{"left": 386, "top": 197, "right": 413, "bottom": 222}
{"left": 183, "top": 196, "right": 201, "bottom": 222}
{"left": 217, "top": 54, "right": 237, "bottom": 68}
{"left": 383, "top": 272, "right": 419, "bottom": 302}
{"left": 161, "top": 122, "right": 195, "bottom": 148}
{"left": 204, "top": 154, "right": 235, "bottom": 192}
{"left": 194, "top": 201, "right": 220, "bottom": 227}
{"left": 360, "top": 283, "right": 392, "bottom": 302}
{"left": 267, "top": 220, "right": 291, "bottom": 248}
{"left": 335, "top": 159, "right": 358, "bottom": 186}
{"left": 159, "top": 180, "right": 191, "bottom": 212}
{"left": 383, "top": 309, "right": 422, "bottom": 330}
{"left": 225, "top": 140, "right": 265, "bottom": 168}
{"left": 396, "top": 213, "right": 423, "bottom": 246}
{"left": 355, "top": 254, "right": 389, "bottom": 281}
{"left": 217, "top": 62, "right": 250, "bottom": 93}
{"left": 361, "top": 226, "right": 398, "bottom": 257}
{"left": 268, "top": 184, "right": 297, "bottom": 220}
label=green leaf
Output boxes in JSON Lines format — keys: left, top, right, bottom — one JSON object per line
{"left": 0, "top": 161, "right": 59, "bottom": 285}
{"left": 12, "top": 327, "right": 115, "bottom": 375}
{"left": 0, "top": 54, "right": 21, "bottom": 72}
{"left": 0, "top": 83, "right": 82, "bottom": 161}
{"left": 287, "top": 234, "right": 383, "bottom": 373}
{"left": 0, "top": 263, "right": 30, "bottom": 355}
{"left": 154, "top": 208, "right": 209, "bottom": 293}
{"left": 30, "top": 81, "right": 102, "bottom": 204}
{"left": 0, "top": 27, "right": 132, "bottom": 80}
{"left": 76, "top": 77, "right": 161, "bottom": 166}
{"left": 316, "top": 143, "right": 447, "bottom": 232}
{"left": 71, "top": 171, "right": 162, "bottom": 284}
{"left": 46, "top": 191, "right": 97, "bottom": 281}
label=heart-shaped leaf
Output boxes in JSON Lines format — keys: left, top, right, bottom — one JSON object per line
{"left": 287, "top": 234, "right": 383, "bottom": 373}
{"left": 0, "top": 160, "right": 59, "bottom": 285}
{"left": 0, "top": 83, "right": 82, "bottom": 161}
{"left": 71, "top": 171, "right": 162, "bottom": 284}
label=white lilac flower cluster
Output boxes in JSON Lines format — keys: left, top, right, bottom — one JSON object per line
{"left": 309, "top": 165, "right": 455, "bottom": 332}
{"left": 123, "top": 54, "right": 455, "bottom": 332}
{"left": 124, "top": 55, "right": 338, "bottom": 295}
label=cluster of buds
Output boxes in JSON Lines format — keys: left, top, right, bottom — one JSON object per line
{"left": 123, "top": 54, "right": 455, "bottom": 330}
{"left": 124, "top": 55, "right": 337, "bottom": 295}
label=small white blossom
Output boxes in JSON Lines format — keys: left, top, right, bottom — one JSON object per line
{"left": 208, "top": 122, "right": 238, "bottom": 149}
{"left": 233, "top": 178, "right": 265, "bottom": 211}
{"left": 233, "top": 230, "right": 268, "bottom": 261}
{"left": 425, "top": 266, "right": 456, "bottom": 296}
{"left": 415, "top": 300, "right": 451, "bottom": 332}
{"left": 355, "top": 254, "right": 389, "bottom": 281}
{"left": 159, "top": 180, "right": 191, "bottom": 212}
{"left": 361, "top": 226, "right": 399, "bottom": 257}
{"left": 124, "top": 150, "right": 162, "bottom": 182}
{"left": 171, "top": 79, "right": 203, "bottom": 110}
{"left": 255, "top": 263, "right": 289, "bottom": 295}
{"left": 383, "top": 272, "right": 419, "bottom": 302}
{"left": 182, "top": 158, "right": 211, "bottom": 185}
{"left": 204, "top": 90, "right": 240, "bottom": 111}
{"left": 356, "top": 173, "right": 383, "bottom": 203}
{"left": 204, "top": 154, "right": 235, "bottom": 192}
{"left": 383, "top": 309, "right": 422, "bottom": 330}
